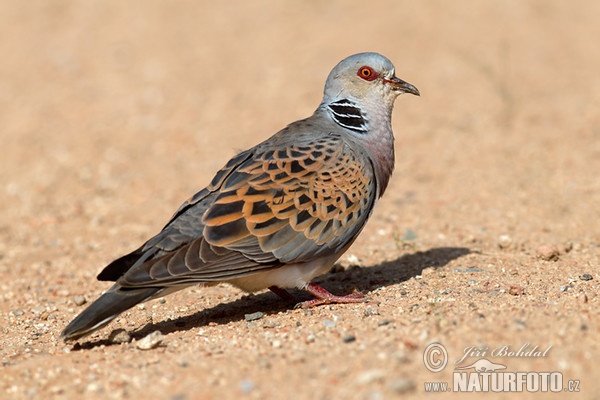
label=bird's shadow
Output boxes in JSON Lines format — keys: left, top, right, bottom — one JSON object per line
{"left": 72, "top": 246, "right": 469, "bottom": 350}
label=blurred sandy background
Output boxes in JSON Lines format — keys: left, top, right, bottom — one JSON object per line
{"left": 1, "top": 1, "right": 599, "bottom": 399}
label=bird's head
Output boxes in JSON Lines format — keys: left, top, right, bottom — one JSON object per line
{"left": 323, "top": 52, "right": 419, "bottom": 106}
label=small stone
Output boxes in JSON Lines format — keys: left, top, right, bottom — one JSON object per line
{"left": 343, "top": 334, "right": 356, "bottom": 343}
{"left": 305, "top": 334, "right": 316, "bottom": 343}
{"left": 322, "top": 319, "right": 336, "bottom": 328}
{"left": 10, "top": 309, "right": 24, "bottom": 317}
{"left": 73, "top": 295, "right": 87, "bottom": 306}
{"left": 579, "top": 274, "right": 593, "bottom": 281}
{"left": 357, "top": 369, "right": 385, "bottom": 385}
{"left": 393, "top": 350, "right": 410, "bottom": 363}
{"left": 262, "top": 318, "right": 279, "bottom": 328}
{"left": 244, "top": 311, "right": 264, "bottom": 321}
{"left": 364, "top": 390, "right": 383, "bottom": 400}
{"left": 389, "top": 377, "right": 416, "bottom": 394}
{"left": 561, "top": 242, "right": 574, "bottom": 253}
{"left": 401, "top": 228, "right": 418, "bottom": 241}
{"left": 345, "top": 253, "right": 361, "bottom": 266}
{"left": 85, "top": 383, "right": 101, "bottom": 393}
{"left": 108, "top": 329, "right": 131, "bottom": 344}
{"left": 508, "top": 285, "right": 524, "bottom": 296}
{"left": 159, "top": 298, "right": 166, "bottom": 304}
{"left": 536, "top": 244, "right": 560, "bottom": 261}
{"left": 136, "top": 330, "right": 164, "bottom": 350}
{"left": 31, "top": 306, "right": 45, "bottom": 315}
{"left": 50, "top": 386, "right": 64, "bottom": 395}
{"left": 498, "top": 235, "right": 512, "bottom": 249}
{"left": 514, "top": 319, "right": 527, "bottom": 330}
{"left": 363, "top": 306, "right": 380, "bottom": 317}
{"left": 559, "top": 285, "right": 571, "bottom": 292}
{"left": 581, "top": 294, "right": 589, "bottom": 304}
{"left": 239, "top": 379, "right": 254, "bottom": 394}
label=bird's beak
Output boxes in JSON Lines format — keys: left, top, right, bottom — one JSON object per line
{"left": 385, "top": 76, "right": 420, "bottom": 96}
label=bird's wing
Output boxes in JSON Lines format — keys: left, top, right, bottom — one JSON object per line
{"left": 101, "top": 126, "right": 377, "bottom": 288}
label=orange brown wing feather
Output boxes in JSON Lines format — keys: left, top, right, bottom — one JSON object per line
{"left": 112, "top": 132, "right": 376, "bottom": 287}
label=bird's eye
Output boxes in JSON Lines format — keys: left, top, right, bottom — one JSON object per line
{"left": 357, "top": 66, "right": 378, "bottom": 81}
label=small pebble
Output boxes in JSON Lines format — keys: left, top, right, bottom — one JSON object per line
{"left": 239, "top": 379, "right": 254, "bottom": 394}
{"left": 580, "top": 323, "right": 588, "bottom": 331}
{"left": 345, "top": 253, "right": 361, "bottom": 266}
{"left": 322, "top": 319, "right": 336, "bottom": 328}
{"left": 73, "top": 295, "right": 87, "bottom": 306}
{"left": 498, "top": 235, "right": 512, "bottom": 249}
{"left": 393, "top": 350, "right": 410, "bottom": 363}
{"left": 579, "top": 274, "right": 593, "bottom": 281}
{"left": 136, "top": 330, "right": 164, "bottom": 350}
{"left": 245, "top": 311, "right": 264, "bottom": 321}
{"left": 108, "top": 329, "right": 131, "bottom": 344}
{"left": 389, "top": 377, "right": 416, "bottom": 394}
{"left": 262, "top": 318, "right": 279, "bottom": 328}
{"left": 514, "top": 319, "right": 527, "bottom": 330}
{"left": 401, "top": 228, "right": 418, "bottom": 241}
{"left": 561, "top": 242, "right": 574, "bottom": 253}
{"left": 364, "top": 390, "right": 383, "bottom": 400}
{"left": 581, "top": 294, "right": 589, "bottom": 304}
{"left": 536, "top": 244, "right": 560, "bottom": 261}
{"left": 343, "top": 335, "right": 356, "bottom": 343}
{"left": 508, "top": 285, "right": 524, "bottom": 296}
{"left": 31, "top": 306, "right": 45, "bottom": 315}
{"left": 559, "top": 285, "right": 571, "bottom": 292}
{"left": 357, "top": 369, "right": 385, "bottom": 385}
{"left": 85, "top": 383, "right": 101, "bottom": 393}
{"left": 363, "top": 306, "right": 380, "bottom": 317}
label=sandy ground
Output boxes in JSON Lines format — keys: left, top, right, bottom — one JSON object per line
{"left": 1, "top": 1, "right": 599, "bottom": 399}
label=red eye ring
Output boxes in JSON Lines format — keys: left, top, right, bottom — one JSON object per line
{"left": 358, "top": 66, "right": 378, "bottom": 81}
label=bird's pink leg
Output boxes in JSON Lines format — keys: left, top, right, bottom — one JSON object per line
{"left": 297, "top": 283, "right": 366, "bottom": 308}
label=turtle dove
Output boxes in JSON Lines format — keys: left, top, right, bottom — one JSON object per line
{"left": 62, "top": 52, "right": 419, "bottom": 341}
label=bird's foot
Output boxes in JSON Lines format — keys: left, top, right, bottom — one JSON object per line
{"left": 295, "top": 283, "right": 367, "bottom": 309}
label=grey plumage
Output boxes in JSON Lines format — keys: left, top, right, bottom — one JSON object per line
{"left": 61, "top": 52, "right": 419, "bottom": 341}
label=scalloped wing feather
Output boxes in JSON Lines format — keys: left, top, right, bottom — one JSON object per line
{"left": 110, "top": 124, "right": 376, "bottom": 288}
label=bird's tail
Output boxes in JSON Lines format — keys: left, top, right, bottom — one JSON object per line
{"left": 61, "top": 285, "right": 161, "bottom": 341}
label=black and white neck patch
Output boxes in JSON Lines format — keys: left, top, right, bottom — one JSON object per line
{"left": 328, "top": 99, "right": 368, "bottom": 133}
